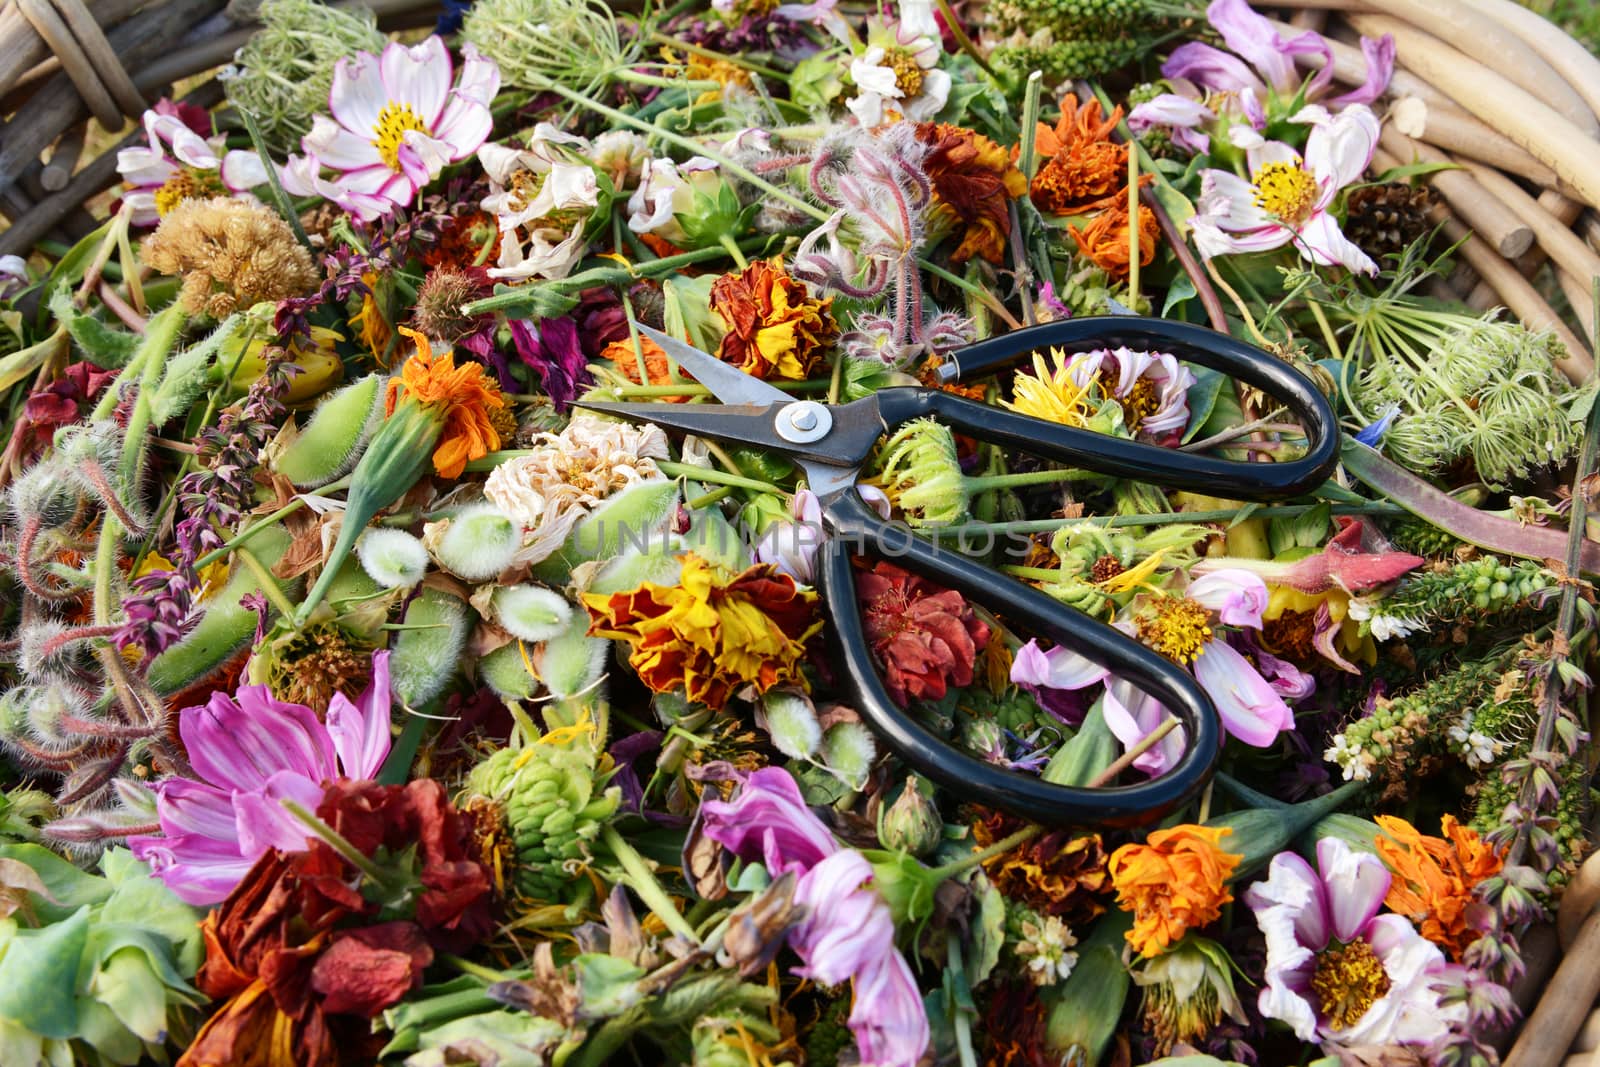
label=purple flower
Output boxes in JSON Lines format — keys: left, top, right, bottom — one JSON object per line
{"left": 508, "top": 316, "right": 593, "bottom": 412}
{"left": 1245, "top": 838, "right": 1463, "bottom": 1049}
{"left": 698, "top": 768, "right": 929, "bottom": 1067}
{"left": 280, "top": 37, "right": 500, "bottom": 220}
{"left": 129, "top": 652, "right": 394, "bottom": 905}
{"left": 1127, "top": 94, "right": 1217, "bottom": 155}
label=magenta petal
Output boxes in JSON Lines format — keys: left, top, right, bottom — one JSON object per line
{"left": 154, "top": 778, "right": 237, "bottom": 839}
{"left": 1208, "top": 0, "right": 1299, "bottom": 92}
{"left": 791, "top": 851, "right": 893, "bottom": 985}
{"left": 1193, "top": 639, "right": 1293, "bottom": 747}
{"left": 130, "top": 833, "right": 254, "bottom": 905}
{"left": 848, "top": 952, "right": 930, "bottom": 1067}
{"left": 1103, "top": 680, "right": 1185, "bottom": 776}
{"left": 698, "top": 767, "right": 838, "bottom": 876}
{"left": 432, "top": 96, "right": 494, "bottom": 161}
{"left": 234, "top": 772, "right": 325, "bottom": 859}
{"left": 1316, "top": 837, "right": 1391, "bottom": 943}
{"left": 1329, "top": 33, "right": 1395, "bottom": 107}
{"left": 234, "top": 685, "right": 338, "bottom": 781}
{"left": 328, "top": 650, "right": 394, "bottom": 780}
{"left": 1162, "top": 40, "right": 1264, "bottom": 95}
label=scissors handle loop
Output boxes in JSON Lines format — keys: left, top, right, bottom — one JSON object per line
{"left": 815, "top": 490, "right": 1222, "bottom": 828}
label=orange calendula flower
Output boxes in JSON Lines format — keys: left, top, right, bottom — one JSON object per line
{"left": 1070, "top": 198, "right": 1160, "bottom": 282}
{"left": 1109, "top": 824, "right": 1241, "bottom": 957}
{"left": 603, "top": 335, "right": 691, "bottom": 403}
{"left": 384, "top": 327, "right": 505, "bottom": 479}
{"left": 914, "top": 122, "right": 1028, "bottom": 265}
{"left": 581, "top": 553, "right": 823, "bottom": 711}
{"left": 711, "top": 257, "right": 838, "bottom": 380}
{"left": 1027, "top": 94, "right": 1129, "bottom": 217}
{"left": 1374, "top": 814, "right": 1504, "bottom": 960}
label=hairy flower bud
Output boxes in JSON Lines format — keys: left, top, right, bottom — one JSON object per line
{"left": 425, "top": 503, "right": 521, "bottom": 581}
{"left": 356, "top": 528, "right": 430, "bottom": 588}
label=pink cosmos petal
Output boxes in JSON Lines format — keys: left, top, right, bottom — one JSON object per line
{"left": 380, "top": 37, "right": 453, "bottom": 127}
{"left": 791, "top": 851, "right": 894, "bottom": 985}
{"left": 432, "top": 97, "right": 495, "bottom": 162}
{"left": 1196, "top": 169, "right": 1277, "bottom": 235}
{"left": 848, "top": 952, "right": 930, "bottom": 1067}
{"left": 235, "top": 685, "right": 340, "bottom": 781}
{"left": 1245, "top": 139, "right": 1300, "bottom": 175}
{"left": 1297, "top": 209, "right": 1378, "bottom": 275}
{"left": 1304, "top": 105, "right": 1379, "bottom": 198}
{"left": 698, "top": 766, "right": 839, "bottom": 875}
{"left": 1316, "top": 836, "right": 1391, "bottom": 943}
{"left": 121, "top": 190, "right": 162, "bottom": 228}
{"left": 1010, "top": 639, "right": 1111, "bottom": 691}
{"left": 400, "top": 130, "right": 454, "bottom": 184}
{"left": 1187, "top": 569, "right": 1269, "bottom": 628}
{"left": 1162, "top": 40, "right": 1265, "bottom": 95}
{"left": 1311, "top": 599, "right": 1362, "bottom": 673}
{"left": 329, "top": 49, "right": 388, "bottom": 137}
{"left": 1127, "top": 93, "right": 1214, "bottom": 134}
{"left": 218, "top": 150, "right": 268, "bottom": 192}
{"left": 117, "top": 148, "right": 177, "bottom": 189}
{"left": 1208, "top": 0, "right": 1299, "bottom": 91}
{"left": 327, "top": 650, "right": 394, "bottom": 780}
{"left": 127, "top": 836, "right": 256, "bottom": 905}
{"left": 1192, "top": 638, "right": 1293, "bottom": 746}
{"left": 179, "top": 688, "right": 321, "bottom": 791}
{"left": 1277, "top": 26, "right": 1336, "bottom": 97}
{"left": 454, "top": 43, "right": 503, "bottom": 107}
{"left": 1103, "top": 679, "right": 1186, "bottom": 775}
{"left": 1252, "top": 849, "right": 1329, "bottom": 950}
{"left": 234, "top": 771, "right": 326, "bottom": 858}
{"left": 303, "top": 114, "right": 386, "bottom": 171}
{"left": 153, "top": 778, "right": 236, "bottom": 839}
{"left": 1329, "top": 33, "right": 1395, "bottom": 107}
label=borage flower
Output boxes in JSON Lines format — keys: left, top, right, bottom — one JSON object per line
{"left": 1010, "top": 569, "right": 1296, "bottom": 775}
{"left": 1109, "top": 824, "right": 1240, "bottom": 957}
{"left": 697, "top": 768, "right": 929, "bottom": 1067}
{"left": 1190, "top": 104, "right": 1381, "bottom": 275}
{"left": 117, "top": 103, "right": 267, "bottom": 226}
{"left": 847, "top": 19, "right": 951, "bottom": 127}
{"left": 582, "top": 553, "right": 823, "bottom": 711}
{"left": 129, "top": 652, "right": 394, "bottom": 905}
{"left": 1245, "top": 838, "right": 1463, "bottom": 1051}
{"left": 710, "top": 256, "right": 838, "bottom": 380}
{"left": 281, "top": 37, "right": 500, "bottom": 220}
{"left": 857, "top": 559, "right": 991, "bottom": 706}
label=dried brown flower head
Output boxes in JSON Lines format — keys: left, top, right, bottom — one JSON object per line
{"left": 971, "top": 809, "right": 1111, "bottom": 926}
{"left": 142, "top": 197, "right": 319, "bottom": 318}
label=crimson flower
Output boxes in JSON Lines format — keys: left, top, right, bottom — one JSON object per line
{"left": 856, "top": 560, "right": 990, "bottom": 706}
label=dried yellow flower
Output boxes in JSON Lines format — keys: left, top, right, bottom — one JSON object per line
{"left": 141, "top": 197, "right": 319, "bottom": 318}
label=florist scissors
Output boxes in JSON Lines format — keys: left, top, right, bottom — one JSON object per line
{"left": 582, "top": 318, "right": 1339, "bottom": 828}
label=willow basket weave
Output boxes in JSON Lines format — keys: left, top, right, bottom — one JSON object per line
{"left": 3, "top": 0, "right": 1600, "bottom": 1057}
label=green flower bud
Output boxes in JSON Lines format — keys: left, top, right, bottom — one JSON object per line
{"left": 356, "top": 529, "right": 429, "bottom": 589}
{"left": 820, "top": 720, "right": 876, "bottom": 790}
{"left": 427, "top": 504, "right": 520, "bottom": 581}
{"left": 492, "top": 585, "right": 573, "bottom": 643}
{"left": 872, "top": 418, "right": 970, "bottom": 527}
{"left": 877, "top": 776, "right": 943, "bottom": 858}
{"left": 389, "top": 588, "right": 469, "bottom": 707}
{"left": 759, "top": 689, "right": 822, "bottom": 760}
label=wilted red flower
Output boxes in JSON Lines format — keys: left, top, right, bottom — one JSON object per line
{"left": 914, "top": 122, "right": 1028, "bottom": 265}
{"left": 710, "top": 257, "right": 838, "bottom": 380}
{"left": 856, "top": 560, "right": 990, "bottom": 706}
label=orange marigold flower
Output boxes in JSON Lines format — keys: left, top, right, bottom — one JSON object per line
{"left": 1026, "top": 94, "right": 1130, "bottom": 217}
{"left": 422, "top": 209, "right": 496, "bottom": 271}
{"left": 972, "top": 809, "right": 1111, "bottom": 926}
{"left": 603, "top": 335, "right": 691, "bottom": 403}
{"left": 711, "top": 257, "right": 838, "bottom": 380}
{"left": 1109, "top": 824, "right": 1241, "bottom": 957}
{"left": 914, "top": 122, "right": 1029, "bottom": 266}
{"left": 1070, "top": 197, "right": 1160, "bottom": 281}
{"left": 581, "top": 553, "right": 823, "bottom": 711}
{"left": 384, "top": 327, "right": 505, "bottom": 479}
{"left": 1375, "top": 814, "right": 1504, "bottom": 960}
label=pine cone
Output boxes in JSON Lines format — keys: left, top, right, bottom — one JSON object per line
{"left": 466, "top": 742, "right": 621, "bottom": 904}
{"left": 1344, "top": 183, "right": 1437, "bottom": 265}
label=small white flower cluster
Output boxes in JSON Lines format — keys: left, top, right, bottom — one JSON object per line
{"left": 1346, "top": 596, "right": 1423, "bottom": 643}
{"left": 1017, "top": 916, "right": 1079, "bottom": 986}
{"left": 1323, "top": 732, "right": 1374, "bottom": 782}
{"left": 1447, "top": 717, "right": 1504, "bottom": 771}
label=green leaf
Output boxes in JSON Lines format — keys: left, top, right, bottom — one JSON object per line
{"left": 572, "top": 954, "right": 646, "bottom": 1019}
{"left": 1226, "top": 502, "right": 1261, "bottom": 529}
{"left": 90, "top": 947, "right": 169, "bottom": 1043}
{"left": 1371, "top": 161, "right": 1460, "bottom": 183}
{"left": 1182, "top": 366, "right": 1227, "bottom": 444}
{"left": 48, "top": 286, "right": 138, "bottom": 369}
{"left": 1042, "top": 699, "right": 1117, "bottom": 786}
{"left": 0, "top": 845, "right": 110, "bottom": 923}
{"left": 789, "top": 51, "right": 845, "bottom": 111}
{"left": 0, "top": 907, "right": 89, "bottom": 1037}
{"left": 963, "top": 872, "right": 1006, "bottom": 988}
{"left": 37, "top": 221, "right": 113, "bottom": 322}
{"left": 1161, "top": 274, "right": 1198, "bottom": 319}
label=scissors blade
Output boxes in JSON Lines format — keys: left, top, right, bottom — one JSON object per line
{"left": 578, "top": 400, "right": 790, "bottom": 450}
{"left": 634, "top": 324, "right": 790, "bottom": 408}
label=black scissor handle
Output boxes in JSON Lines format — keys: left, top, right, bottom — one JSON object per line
{"left": 909, "top": 316, "right": 1339, "bottom": 499}
{"left": 816, "top": 490, "right": 1221, "bottom": 828}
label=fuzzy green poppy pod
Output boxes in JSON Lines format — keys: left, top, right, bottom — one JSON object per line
{"left": 427, "top": 504, "right": 521, "bottom": 581}
{"left": 464, "top": 735, "right": 621, "bottom": 904}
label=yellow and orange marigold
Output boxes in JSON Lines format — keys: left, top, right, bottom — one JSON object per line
{"left": 1026, "top": 94, "right": 1129, "bottom": 217}
{"left": 710, "top": 257, "right": 837, "bottom": 380}
{"left": 1069, "top": 198, "right": 1160, "bottom": 282}
{"left": 914, "top": 122, "right": 1028, "bottom": 266}
{"left": 581, "top": 553, "right": 823, "bottom": 711}
{"left": 1375, "top": 814, "right": 1504, "bottom": 960}
{"left": 384, "top": 327, "right": 505, "bottom": 479}
{"left": 1109, "top": 824, "right": 1241, "bottom": 957}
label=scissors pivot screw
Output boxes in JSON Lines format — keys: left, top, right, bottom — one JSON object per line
{"left": 775, "top": 400, "right": 832, "bottom": 444}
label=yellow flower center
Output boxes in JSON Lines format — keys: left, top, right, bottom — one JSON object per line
{"left": 153, "top": 167, "right": 225, "bottom": 216}
{"left": 1137, "top": 596, "right": 1213, "bottom": 664}
{"left": 372, "top": 102, "right": 432, "bottom": 173}
{"left": 1311, "top": 939, "right": 1391, "bottom": 1032}
{"left": 1102, "top": 370, "right": 1160, "bottom": 431}
{"left": 883, "top": 47, "right": 926, "bottom": 97}
{"left": 1252, "top": 160, "right": 1319, "bottom": 224}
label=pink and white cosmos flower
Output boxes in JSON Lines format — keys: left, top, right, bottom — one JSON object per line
{"left": 1245, "top": 838, "right": 1463, "bottom": 1051}
{"left": 1062, "top": 346, "right": 1198, "bottom": 441}
{"left": 1189, "top": 104, "right": 1381, "bottom": 275}
{"left": 280, "top": 37, "right": 500, "bottom": 221}
{"left": 116, "top": 106, "right": 268, "bottom": 226}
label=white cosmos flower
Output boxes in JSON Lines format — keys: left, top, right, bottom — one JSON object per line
{"left": 116, "top": 107, "right": 267, "bottom": 226}
{"left": 1190, "top": 103, "right": 1380, "bottom": 275}
{"left": 479, "top": 124, "right": 601, "bottom": 282}
{"left": 846, "top": 20, "right": 951, "bottom": 127}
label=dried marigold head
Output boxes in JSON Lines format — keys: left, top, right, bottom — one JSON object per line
{"left": 914, "top": 122, "right": 1028, "bottom": 266}
{"left": 1374, "top": 814, "right": 1504, "bottom": 960}
{"left": 711, "top": 256, "right": 838, "bottom": 380}
{"left": 141, "top": 197, "right": 319, "bottom": 318}
{"left": 971, "top": 809, "right": 1111, "bottom": 926}
{"left": 1070, "top": 197, "right": 1159, "bottom": 282}
{"left": 1108, "top": 824, "right": 1241, "bottom": 957}
{"left": 1027, "top": 94, "right": 1129, "bottom": 217}
{"left": 384, "top": 327, "right": 505, "bottom": 478}
{"left": 602, "top": 334, "right": 692, "bottom": 403}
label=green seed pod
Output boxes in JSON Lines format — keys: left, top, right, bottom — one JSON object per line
{"left": 428, "top": 504, "right": 520, "bottom": 582}
{"left": 388, "top": 588, "right": 469, "bottom": 707}
{"left": 877, "top": 776, "right": 944, "bottom": 858}
{"left": 479, "top": 642, "right": 538, "bottom": 700}
{"left": 492, "top": 585, "right": 573, "bottom": 643}
{"left": 272, "top": 374, "right": 384, "bottom": 489}
{"left": 356, "top": 529, "right": 428, "bottom": 589}
{"left": 820, "top": 721, "right": 876, "bottom": 790}
{"left": 759, "top": 689, "right": 822, "bottom": 760}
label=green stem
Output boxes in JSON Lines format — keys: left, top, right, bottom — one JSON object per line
{"left": 234, "top": 546, "right": 296, "bottom": 620}
{"left": 933, "top": 0, "right": 998, "bottom": 79}
{"left": 609, "top": 378, "right": 828, "bottom": 397}
{"left": 1018, "top": 72, "right": 1045, "bottom": 184}
{"left": 284, "top": 800, "right": 393, "bottom": 886}
{"left": 192, "top": 477, "right": 350, "bottom": 570}
{"left": 939, "top": 502, "right": 1403, "bottom": 537}
{"left": 601, "top": 825, "right": 700, "bottom": 944}
{"left": 118, "top": 306, "right": 187, "bottom": 489}
{"left": 920, "top": 258, "right": 1021, "bottom": 329}
{"left": 963, "top": 467, "right": 1096, "bottom": 492}
{"left": 658, "top": 460, "right": 784, "bottom": 494}
{"left": 717, "top": 232, "right": 749, "bottom": 269}
{"left": 611, "top": 68, "right": 722, "bottom": 92}
{"left": 440, "top": 954, "right": 513, "bottom": 983}
{"left": 460, "top": 243, "right": 758, "bottom": 317}
{"left": 239, "top": 107, "right": 314, "bottom": 254}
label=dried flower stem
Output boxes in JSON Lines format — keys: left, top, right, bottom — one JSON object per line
{"left": 601, "top": 825, "right": 701, "bottom": 944}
